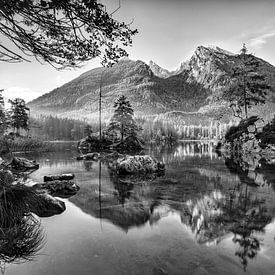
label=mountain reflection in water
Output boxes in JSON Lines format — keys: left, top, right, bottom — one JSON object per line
{"left": 15, "top": 141, "right": 275, "bottom": 274}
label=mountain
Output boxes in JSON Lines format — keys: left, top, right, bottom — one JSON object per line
{"left": 28, "top": 46, "right": 275, "bottom": 123}
{"left": 148, "top": 60, "right": 173, "bottom": 78}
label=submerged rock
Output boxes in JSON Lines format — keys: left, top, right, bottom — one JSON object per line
{"left": 33, "top": 180, "right": 80, "bottom": 198}
{"left": 111, "top": 155, "right": 165, "bottom": 174}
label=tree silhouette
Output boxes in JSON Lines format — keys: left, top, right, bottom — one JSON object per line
{"left": 9, "top": 98, "right": 29, "bottom": 134}
{"left": 108, "top": 95, "right": 140, "bottom": 142}
{"left": 223, "top": 44, "right": 270, "bottom": 118}
{"left": 0, "top": 0, "right": 138, "bottom": 68}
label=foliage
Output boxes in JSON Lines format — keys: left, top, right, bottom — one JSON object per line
{"left": 0, "top": 89, "right": 7, "bottom": 135}
{"left": 108, "top": 95, "right": 141, "bottom": 142}
{"left": 224, "top": 116, "right": 259, "bottom": 142}
{"left": 0, "top": 0, "right": 138, "bottom": 68}
{"left": 9, "top": 98, "right": 30, "bottom": 134}
{"left": 30, "top": 115, "right": 100, "bottom": 140}
{"left": 223, "top": 44, "right": 270, "bottom": 119}
{"left": 0, "top": 183, "right": 44, "bottom": 264}
{"left": 256, "top": 115, "right": 275, "bottom": 147}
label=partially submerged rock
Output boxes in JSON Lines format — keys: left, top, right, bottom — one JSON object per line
{"left": 33, "top": 180, "right": 80, "bottom": 198}
{"left": 111, "top": 155, "right": 165, "bottom": 174}
{"left": 44, "top": 173, "right": 75, "bottom": 182}
{"left": 8, "top": 156, "right": 39, "bottom": 172}
{"left": 29, "top": 190, "right": 66, "bottom": 218}
{"left": 76, "top": 153, "right": 99, "bottom": 161}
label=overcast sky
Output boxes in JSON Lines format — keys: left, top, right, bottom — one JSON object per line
{"left": 1, "top": 0, "right": 275, "bottom": 102}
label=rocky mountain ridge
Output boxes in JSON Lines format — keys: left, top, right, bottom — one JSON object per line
{"left": 29, "top": 46, "right": 275, "bottom": 123}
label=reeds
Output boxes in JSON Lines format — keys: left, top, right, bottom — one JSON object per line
{"left": 1, "top": 137, "right": 51, "bottom": 153}
{"left": 0, "top": 184, "right": 45, "bottom": 264}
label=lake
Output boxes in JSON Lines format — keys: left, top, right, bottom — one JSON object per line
{"left": 5, "top": 142, "right": 275, "bottom": 275}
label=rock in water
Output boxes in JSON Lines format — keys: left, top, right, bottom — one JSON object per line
{"left": 34, "top": 180, "right": 80, "bottom": 198}
{"left": 113, "top": 155, "right": 165, "bottom": 174}
{"left": 44, "top": 173, "right": 75, "bottom": 182}
{"left": 8, "top": 156, "right": 39, "bottom": 172}
{"left": 29, "top": 190, "right": 66, "bottom": 218}
{"left": 76, "top": 153, "right": 99, "bottom": 161}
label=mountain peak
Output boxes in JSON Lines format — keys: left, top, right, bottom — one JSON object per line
{"left": 195, "top": 45, "right": 234, "bottom": 56}
{"left": 148, "top": 60, "right": 172, "bottom": 78}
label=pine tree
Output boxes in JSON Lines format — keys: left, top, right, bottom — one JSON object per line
{"left": 224, "top": 44, "right": 270, "bottom": 119}
{"left": 108, "top": 95, "right": 140, "bottom": 142}
{"left": 9, "top": 98, "right": 30, "bottom": 135}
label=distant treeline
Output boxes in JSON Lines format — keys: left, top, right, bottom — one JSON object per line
{"left": 142, "top": 118, "right": 232, "bottom": 142}
{"left": 30, "top": 114, "right": 232, "bottom": 142}
{"left": 30, "top": 115, "right": 106, "bottom": 141}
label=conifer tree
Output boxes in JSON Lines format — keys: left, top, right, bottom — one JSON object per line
{"left": 108, "top": 95, "right": 140, "bottom": 142}
{"left": 224, "top": 44, "right": 270, "bottom": 119}
{"left": 9, "top": 98, "right": 29, "bottom": 134}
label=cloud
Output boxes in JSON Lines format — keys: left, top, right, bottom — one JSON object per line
{"left": 3, "top": 87, "right": 42, "bottom": 103}
{"left": 248, "top": 32, "right": 275, "bottom": 50}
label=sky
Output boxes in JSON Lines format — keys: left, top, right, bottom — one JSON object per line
{"left": 1, "top": 0, "right": 275, "bottom": 102}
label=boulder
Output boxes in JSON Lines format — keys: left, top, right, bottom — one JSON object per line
{"left": 33, "top": 180, "right": 80, "bottom": 198}
{"left": 76, "top": 153, "right": 99, "bottom": 161}
{"left": 112, "top": 155, "right": 165, "bottom": 174}
{"left": 29, "top": 190, "right": 66, "bottom": 217}
{"left": 8, "top": 156, "right": 39, "bottom": 172}
{"left": 44, "top": 173, "right": 75, "bottom": 182}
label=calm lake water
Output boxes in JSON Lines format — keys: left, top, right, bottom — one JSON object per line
{"left": 6, "top": 142, "right": 275, "bottom": 275}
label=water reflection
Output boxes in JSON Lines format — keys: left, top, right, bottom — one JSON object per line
{"left": 67, "top": 143, "right": 275, "bottom": 271}
{"left": 16, "top": 142, "right": 275, "bottom": 273}
{"left": 149, "top": 141, "right": 218, "bottom": 164}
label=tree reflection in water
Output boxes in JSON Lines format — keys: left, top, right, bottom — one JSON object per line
{"left": 71, "top": 144, "right": 275, "bottom": 271}
{"left": 223, "top": 155, "right": 275, "bottom": 270}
